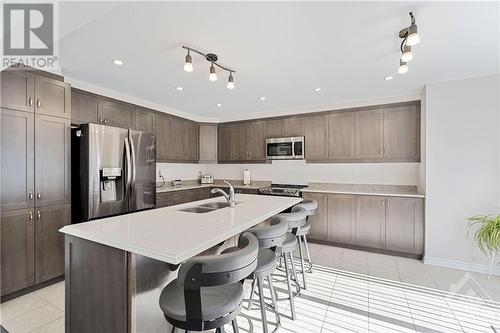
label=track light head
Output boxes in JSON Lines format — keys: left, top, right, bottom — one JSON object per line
{"left": 406, "top": 23, "right": 420, "bottom": 46}
{"left": 398, "top": 60, "right": 408, "bottom": 74}
{"left": 401, "top": 45, "right": 413, "bottom": 62}
{"left": 209, "top": 63, "right": 217, "bottom": 82}
{"left": 184, "top": 51, "right": 193, "bottom": 72}
{"left": 227, "top": 72, "right": 235, "bottom": 89}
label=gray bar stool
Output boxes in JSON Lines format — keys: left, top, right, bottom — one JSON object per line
{"left": 159, "top": 232, "right": 259, "bottom": 333}
{"left": 276, "top": 206, "right": 309, "bottom": 290}
{"left": 223, "top": 218, "right": 288, "bottom": 333}
{"left": 292, "top": 200, "right": 318, "bottom": 276}
{"left": 272, "top": 214, "right": 303, "bottom": 321}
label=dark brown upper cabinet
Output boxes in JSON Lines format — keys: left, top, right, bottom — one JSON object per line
{"left": 354, "top": 108, "right": 384, "bottom": 160}
{"left": 218, "top": 124, "right": 232, "bottom": 161}
{"left": 186, "top": 121, "right": 200, "bottom": 161}
{"left": 155, "top": 113, "right": 171, "bottom": 161}
{"left": 328, "top": 111, "right": 354, "bottom": 161}
{"left": 35, "top": 115, "right": 71, "bottom": 207}
{"left": 1, "top": 70, "right": 34, "bottom": 113}
{"left": 283, "top": 117, "right": 305, "bottom": 137}
{"left": 71, "top": 89, "right": 99, "bottom": 125}
{"left": 34, "top": 75, "right": 71, "bottom": 119}
{"left": 304, "top": 114, "right": 328, "bottom": 160}
{"left": 170, "top": 117, "right": 188, "bottom": 160}
{"left": 133, "top": 108, "right": 155, "bottom": 133}
{"left": 383, "top": 104, "right": 420, "bottom": 161}
{"left": 0, "top": 208, "right": 35, "bottom": 295}
{"left": 249, "top": 120, "right": 267, "bottom": 160}
{"left": 232, "top": 123, "right": 251, "bottom": 161}
{"left": 99, "top": 99, "right": 134, "bottom": 128}
{"left": 1, "top": 109, "right": 35, "bottom": 211}
{"left": 266, "top": 119, "right": 284, "bottom": 138}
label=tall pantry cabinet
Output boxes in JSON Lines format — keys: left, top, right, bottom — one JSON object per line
{"left": 0, "top": 69, "right": 71, "bottom": 297}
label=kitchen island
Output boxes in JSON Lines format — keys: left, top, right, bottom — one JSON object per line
{"left": 60, "top": 194, "right": 301, "bottom": 333}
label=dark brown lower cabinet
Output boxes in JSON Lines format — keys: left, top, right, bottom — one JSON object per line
{"left": 0, "top": 209, "right": 35, "bottom": 296}
{"left": 0, "top": 204, "right": 69, "bottom": 297}
{"left": 385, "top": 197, "right": 424, "bottom": 254}
{"left": 303, "top": 192, "right": 328, "bottom": 240}
{"left": 303, "top": 192, "right": 424, "bottom": 255}
{"left": 355, "top": 195, "right": 386, "bottom": 248}
{"left": 156, "top": 188, "right": 212, "bottom": 208}
{"left": 155, "top": 187, "right": 259, "bottom": 208}
{"left": 35, "top": 204, "right": 70, "bottom": 283}
{"left": 327, "top": 194, "right": 355, "bottom": 244}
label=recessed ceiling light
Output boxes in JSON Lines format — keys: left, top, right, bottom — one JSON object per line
{"left": 216, "top": 103, "right": 222, "bottom": 107}
{"left": 385, "top": 76, "right": 394, "bottom": 81}
{"left": 112, "top": 59, "right": 124, "bottom": 66}
{"left": 260, "top": 96, "right": 266, "bottom": 101}
{"left": 314, "top": 87, "right": 322, "bottom": 92}
{"left": 175, "top": 86, "right": 184, "bottom": 91}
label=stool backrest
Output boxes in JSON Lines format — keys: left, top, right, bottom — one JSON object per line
{"left": 176, "top": 232, "right": 258, "bottom": 328}
{"left": 178, "top": 232, "right": 259, "bottom": 287}
{"left": 276, "top": 206, "right": 307, "bottom": 230}
{"left": 250, "top": 218, "right": 288, "bottom": 249}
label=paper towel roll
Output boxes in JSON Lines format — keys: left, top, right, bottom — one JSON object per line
{"left": 243, "top": 169, "right": 251, "bottom": 185}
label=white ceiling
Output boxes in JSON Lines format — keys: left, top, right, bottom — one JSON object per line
{"left": 58, "top": 1, "right": 500, "bottom": 122}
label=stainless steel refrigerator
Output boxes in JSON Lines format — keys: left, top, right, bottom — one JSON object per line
{"left": 72, "top": 123, "right": 156, "bottom": 223}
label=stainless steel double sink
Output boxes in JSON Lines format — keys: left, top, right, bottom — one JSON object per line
{"left": 178, "top": 201, "right": 239, "bottom": 213}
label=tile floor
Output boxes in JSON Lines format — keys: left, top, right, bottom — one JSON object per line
{"left": 1, "top": 244, "right": 499, "bottom": 333}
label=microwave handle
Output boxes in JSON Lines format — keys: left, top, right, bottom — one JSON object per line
{"left": 291, "top": 139, "right": 296, "bottom": 158}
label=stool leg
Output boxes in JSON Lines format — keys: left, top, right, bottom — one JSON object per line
{"left": 170, "top": 327, "right": 176, "bottom": 333}
{"left": 290, "top": 251, "right": 301, "bottom": 295}
{"left": 247, "top": 279, "right": 256, "bottom": 310}
{"left": 220, "top": 325, "right": 226, "bottom": 333}
{"left": 284, "top": 252, "right": 297, "bottom": 320}
{"left": 303, "top": 235, "right": 313, "bottom": 273}
{"left": 232, "top": 318, "right": 240, "bottom": 333}
{"left": 257, "top": 278, "right": 269, "bottom": 333}
{"left": 298, "top": 236, "right": 308, "bottom": 290}
{"left": 267, "top": 275, "right": 280, "bottom": 325}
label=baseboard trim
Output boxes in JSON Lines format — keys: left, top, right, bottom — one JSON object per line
{"left": 423, "top": 256, "right": 500, "bottom": 276}
{"left": 309, "top": 239, "right": 423, "bottom": 259}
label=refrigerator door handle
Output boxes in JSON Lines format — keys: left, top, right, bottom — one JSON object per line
{"left": 130, "top": 137, "right": 137, "bottom": 191}
{"left": 124, "top": 137, "right": 132, "bottom": 200}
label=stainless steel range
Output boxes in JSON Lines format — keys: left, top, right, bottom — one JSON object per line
{"left": 258, "top": 183, "right": 308, "bottom": 197}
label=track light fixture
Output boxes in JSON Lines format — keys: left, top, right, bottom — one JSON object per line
{"left": 398, "top": 12, "right": 421, "bottom": 74}
{"left": 182, "top": 46, "right": 236, "bottom": 89}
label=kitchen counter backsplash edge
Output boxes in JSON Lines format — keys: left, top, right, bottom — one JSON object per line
{"left": 156, "top": 179, "right": 270, "bottom": 193}
{"left": 156, "top": 180, "right": 425, "bottom": 198}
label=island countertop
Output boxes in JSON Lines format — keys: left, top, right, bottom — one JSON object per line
{"left": 60, "top": 194, "right": 301, "bottom": 265}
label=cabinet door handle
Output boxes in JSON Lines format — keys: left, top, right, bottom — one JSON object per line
{"left": 103, "top": 119, "right": 107, "bottom": 125}
{"left": 382, "top": 200, "right": 385, "bottom": 207}
{"left": 28, "top": 97, "right": 33, "bottom": 107}
{"left": 29, "top": 191, "right": 33, "bottom": 201}
{"left": 36, "top": 191, "right": 41, "bottom": 200}
{"left": 36, "top": 99, "right": 41, "bottom": 108}
{"left": 37, "top": 210, "right": 41, "bottom": 224}
{"left": 386, "top": 200, "right": 390, "bottom": 207}
{"left": 29, "top": 211, "right": 33, "bottom": 224}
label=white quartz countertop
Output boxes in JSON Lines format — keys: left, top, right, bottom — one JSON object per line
{"left": 60, "top": 194, "right": 301, "bottom": 264}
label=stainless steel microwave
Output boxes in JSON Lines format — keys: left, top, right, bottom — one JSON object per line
{"left": 266, "top": 136, "right": 305, "bottom": 160}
